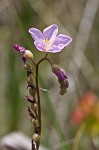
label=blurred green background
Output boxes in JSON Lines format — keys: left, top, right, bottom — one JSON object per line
{"left": 0, "top": 0, "right": 99, "bottom": 149}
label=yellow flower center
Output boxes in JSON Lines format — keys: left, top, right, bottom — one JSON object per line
{"left": 45, "top": 38, "right": 50, "bottom": 51}
{"left": 45, "top": 38, "right": 50, "bottom": 44}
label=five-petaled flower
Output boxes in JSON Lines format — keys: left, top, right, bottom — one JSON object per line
{"left": 29, "top": 24, "right": 72, "bottom": 53}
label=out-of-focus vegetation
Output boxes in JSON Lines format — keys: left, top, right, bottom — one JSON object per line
{"left": 0, "top": 0, "right": 99, "bottom": 149}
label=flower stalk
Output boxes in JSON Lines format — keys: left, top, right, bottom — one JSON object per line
{"left": 13, "top": 24, "right": 72, "bottom": 150}
{"left": 33, "top": 56, "right": 54, "bottom": 149}
{"left": 35, "top": 61, "right": 41, "bottom": 136}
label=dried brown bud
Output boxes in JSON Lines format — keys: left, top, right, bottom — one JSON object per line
{"left": 58, "top": 79, "right": 69, "bottom": 88}
{"left": 59, "top": 87, "right": 67, "bottom": 95}
{"left": 27, "top": 75, "right": 33, "bottom": 86}
{"left": 28, "top": 107, "right": 35, "bottom": 118}
{"left": 26, "top": 95, "right": 35, "bottom": 103}
{"left": 31, "top": 118, "right": 38, "bottom": 126}
{"left": 33, "top": 103, "right": 38, "bottom": 112}
{"left": 29, "top": 87, "right": 36, "bottom": 98}
{"left": 23, "top": 62, "right": 32, "bottom": 72}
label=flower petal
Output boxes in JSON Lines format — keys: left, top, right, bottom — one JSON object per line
{"left": 43, "top": 24, "right": 58, "bottom": 42}
{"left": 28, "top": 28, "right": 44, "bottom": 41}
{"left": 53, "top": 34, "right": 72, "bottom": 47}
{"left": 48, "top": 46, "right": 63, "bottom": 53}
{"left": 49, "top": 34, "right": 72, "bottom": 53}
{"left": 34, "top": 40, "right": 46, "bottom": 52}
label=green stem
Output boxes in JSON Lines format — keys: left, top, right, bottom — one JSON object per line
{"left": 72, "top": 123, "right": 86, "bottom": 150}
{"left": 45, "top": 53, "right": 48, "bottom": 58}
{"left": 31, "top": 59, "right": 36, "bottom": 66}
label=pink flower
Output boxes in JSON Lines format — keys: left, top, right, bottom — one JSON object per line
{"left": 71, "top": 92, "right": 97, "bottom": 125}
{"left": 71, "top": 107, "right": 84, "bottom": 125}
{"left": 29, "top": 24, "right": 72, "bottom": 53}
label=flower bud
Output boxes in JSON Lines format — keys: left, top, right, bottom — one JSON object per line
{"left": 26, "top": 95, "right": 35, "bottom": 103}
{"left": 23, "top": 50, "right": 33, "bottom": 59}
{"left": 23, "top": 62, "right": 32, "bottom": 72}
{"left": 52, "top": 64, "right": 60, "bottom": 72}
{"left": 32, "top": 140, "right": 35, "bottom": 149}
{"left": 27, "top": 75, "right": 33, "bottom": 86}
{"left": 35, "top": 125, "right": 40, "bottom": 134}
{"left": 59, "top": 88, "right": 67, "bottom": 95}
{"left": 28, "top": 106, "right": 35, "bottom": 118}
{"left": 58, "top": 79, "right": 69, "bottom": 88}
{"left": 13, "top": 43, "right": 26, "bottom": 53}
{"left": 52, "top": 65, "right": 60, "bottom": 77}
{"left": 22, "top": 56, "right": 27, "bottom": 64}
{"left": 52, "top": 65, "right": 67, "bottom": 81}
{"left": 64, "top": 80, "right": 69, "bottom": 88}
{"left": 33, "top": 103, "right": 38, "bottom": 112}
{"left": 29, "top": 87, "right": 37, "bottom": 98}
{"left": 31, "top": 118, "right": 38, "bottom": 126}
{"left": 32, "top": 133, "right": 40, "bottom": 143}
{"left": 52, "top": 64, "right": 69, "bottom": 95}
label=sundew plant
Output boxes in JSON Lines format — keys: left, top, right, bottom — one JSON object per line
{"left": 13, "top": 24, "right": 72, "bottom": 150}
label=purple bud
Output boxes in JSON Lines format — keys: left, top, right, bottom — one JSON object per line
{"left": 27, "top": 106, "right": 35, "bottom": 118}
{"left": 32, "top": 140, "right": 36, "bottom": 150}
{"left": 13, "top": 44, "right": 33, "bottom": 60}
{"left": 13, "top": 43, "right": 26, "bottom": 53}
{"left": 35, "top": 125, "right": 40, "bottom": 134}
{"left": 26, "top": 95, "right": 35, "bottom": 103}
{"left": 52, "top": 65, "right": 69, "bottom": 95}
{"left": 52, "top": 65, "right": 67, "bottom": 81}
{"left": 22, "top": 56, "right": 27, "bottom": 64}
